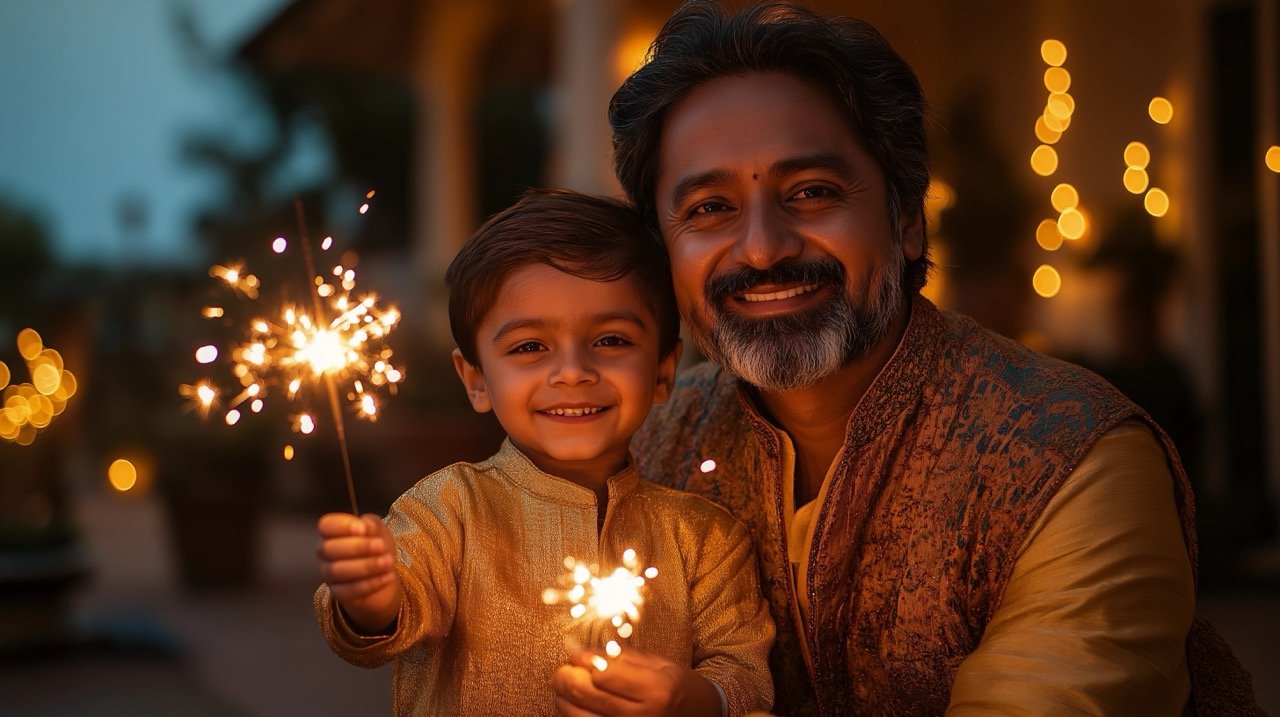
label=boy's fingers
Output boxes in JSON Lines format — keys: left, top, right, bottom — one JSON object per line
{"left": 316, "top": 536, "right": 388, "bottom": 561}
{"left": 321, "top": 554, "right": 394, "bottom": 584}
{"left": 317, "top": 512, "right": 366, "bottom": 538}
{"left": 328, "top": 572, "right": 394, "bottom": 601}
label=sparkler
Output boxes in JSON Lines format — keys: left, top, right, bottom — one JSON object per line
{"left": 542, "top": 548, "right": 658, "bottom": 670}
{"left": 181, "top": 193, "right": 402, "bottom": 513}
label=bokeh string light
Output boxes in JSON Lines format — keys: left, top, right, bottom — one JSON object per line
{"left": 542, "top": 549, "right": 658, "bottom": 670}
{"left": 0, "top": 328, "right": 78, "bottom": 445}
{"left": 180, "top": 192, "right": 402, "bottom": 513}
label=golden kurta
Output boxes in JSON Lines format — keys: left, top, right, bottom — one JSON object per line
{"left": 315, "top": 440, "right": 775, "bottom": 717}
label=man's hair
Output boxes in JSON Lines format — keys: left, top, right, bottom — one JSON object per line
{"left": 609, "top": 0, "right": 932, "bottom": 292}
{"left": 445, "top": 188, "right": 681, "bottom": 366}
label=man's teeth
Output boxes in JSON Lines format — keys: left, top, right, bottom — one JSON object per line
{"left": 545, "top": 407, "right": 604, "bottom": 416}
{"left": 741, "top": 284, "right": 818, "bottom": 303}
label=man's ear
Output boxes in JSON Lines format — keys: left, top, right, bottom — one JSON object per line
{"left": 452, "top": 348, "right": 492, "bottom": 413}
{"left": 653, "top": 340, "right": 683, "bottom": 406}
{"left": 899, "top": 209, "right": 925, "bottom": 262}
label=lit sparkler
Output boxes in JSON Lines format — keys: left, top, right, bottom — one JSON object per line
{"left": 542, "top": 548, "right": 658, "bottom": 670}
{"left": 181, "top": 193, "right": 401, "bottom": 512}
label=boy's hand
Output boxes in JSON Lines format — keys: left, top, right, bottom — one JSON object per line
{"left": 316, "top": 512, "right": 401, "bottom": 634}
{"left": 552, "top": 647, "right": 721, "bottom": 716}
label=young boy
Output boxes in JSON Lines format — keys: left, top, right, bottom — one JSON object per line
{"left": 314, "top": 189, "right": 774, "bottom": 716}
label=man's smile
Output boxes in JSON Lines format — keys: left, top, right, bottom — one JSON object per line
{"left": 737, "top": 283, "right": 820, "bottom": 303}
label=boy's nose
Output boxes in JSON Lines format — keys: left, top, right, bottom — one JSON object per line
{"left": 731, "top": 199, "right": 803, "bottom": 270}
{"left": 549, "top": 346, "right": 598, "bottom": 386}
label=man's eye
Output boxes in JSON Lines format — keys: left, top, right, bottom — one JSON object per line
{"left": 790, "top": 185, "right": 834, "bottom": 201}
{"left": 690, "top": 200, "right": 730, "bottom": 216}
{"left": 509, "top": 341, "right": 544, "bottom": 354}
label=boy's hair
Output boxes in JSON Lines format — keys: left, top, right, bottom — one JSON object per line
{"left": 609, "top": 0, "right": 932, "bottom": 293}
{"left": 445, "top": 188, "right": 681, "bottom": 366}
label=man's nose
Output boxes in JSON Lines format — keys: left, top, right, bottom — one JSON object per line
{"left": 730, "top": 198, "right": 803, "bottom": 270}
{"left": 549, "top": 345, "right": 599, "bottom": 386}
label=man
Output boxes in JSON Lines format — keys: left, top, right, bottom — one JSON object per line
{"left": 552, "top": 1, "right": 1259, "bottom": 715}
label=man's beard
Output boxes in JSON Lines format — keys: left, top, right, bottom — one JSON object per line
{"left": 686, "top": 251, "right": 905, "bottom": 392}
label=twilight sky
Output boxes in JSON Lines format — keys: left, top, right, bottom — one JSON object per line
{"left": 0, "top": 0, "right": 292, "bottom": 266}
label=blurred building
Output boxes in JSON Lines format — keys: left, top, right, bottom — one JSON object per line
{"left": 240, "top": 0, "right": 1280, "bottom": 577}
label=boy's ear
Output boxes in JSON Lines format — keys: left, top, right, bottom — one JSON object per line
{"left": 452, "top": 348, "right": 492, "bottom": 413}
{"left": 652, "top": 340, "right": 682, "bottom": 406}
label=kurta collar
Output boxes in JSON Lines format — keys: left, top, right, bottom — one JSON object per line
{"left": 490, "top": 438, "right": 642, "bottom": 507}
{"left": 732, "top": 294, "right": 945, "bottom": 451}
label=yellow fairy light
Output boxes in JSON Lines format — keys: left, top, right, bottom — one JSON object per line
{"left": 2, "top": 329, "right": 76, "bottom": 444}
{"left": 1041, "top": 39, "right": 1067, "bottom": 67}
{"left": 1043, "top": 67, "right": 1071, "bottom": 94}
{"left": 1123, "top": 167, "right": 1150, "bottom": 194}
{"left": 1032, "top": 265, "right": 1062, "bottom": 298}
{"left": 1030, "top": 145, "right": 1059, "bottom": 176}
{"left": 1035, "top": 116, "right": 1062, "bottom": 145}
{"left": 1145, "top": 187, "right": 1170, "bottom": 217}
{"left": 1046, "top": 93, "right": 1075, "bottom": 119}
{"left": 108, "top": 459, "right": 138, "bottom": 492}
{"left": 1149, "top": 97, "right": 1174, "bottom": 124}
{"left": 1036, "top": 219, "right": 1064, "bottom": 251}
{"left": 1124, "top": 141, "right": 1150, "bottom": 169}
{"left": 272, "top": 237, "right": 288, "bottom": 254}
{"left": 1058, "top": 207, "right": 1087, "bottom": 240}
{"left": 1266, "top": 145, "right": 1280, "bottom": 173}
{"left": 283, "top": 444, "right": 295, "bottom": 461}
{"left": 195, "top": 345, "right": 219, "bottom": 364}
{"left": 1050, "top": 183, "right": 1079, "bottom": 213}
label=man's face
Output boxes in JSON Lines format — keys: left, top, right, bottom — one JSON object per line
{"left": 653, "top": 72, "right": 922, "bottom": 391}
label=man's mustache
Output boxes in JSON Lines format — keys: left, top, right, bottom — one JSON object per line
{"left": 706, "top": 258, "right": 845, "bottom": 303}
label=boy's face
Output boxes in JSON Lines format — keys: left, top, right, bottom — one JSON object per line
{"left": 453, "top": 263, "right": 679, "bottom": 484}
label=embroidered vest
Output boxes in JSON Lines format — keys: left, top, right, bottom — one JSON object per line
{"left": 634, "top": 296, "right": 1257, "bottom": 716}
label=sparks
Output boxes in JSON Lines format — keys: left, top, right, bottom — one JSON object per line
{"left": 543, "top": 548, "right": 656, "bottom": 661}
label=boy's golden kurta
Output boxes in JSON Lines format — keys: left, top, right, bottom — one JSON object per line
{"left": 316, "top": 440, "right": 774, "bottom": 717}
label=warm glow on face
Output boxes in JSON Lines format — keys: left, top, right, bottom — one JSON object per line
{"left": 1032, "top": 265, "right": 1062, "bottom": 298}
{"left": 108, "top": 459, "right": 138, "bottom": 492}
{"left": 1124, "top": 141, "right": 1151, "bottom": 169}
{"left": 1145, "top": 188, "right": 1170, "bottom": 217}
{"left": 1058, "top": 208, "right": 1087, "bottom": 239}
{"left": 1036, "top": 219, "right": 1064, "bottom": 251}
{"left": 1266, "top": 145, "right": 1280, "bottom": 173}
{"left": 1031, "top": 145, "right": 1059, "bottom": 176}
{"left": 1041, "top": 39, "right": 1067, "bottom": 66}
{"left": 1149, "top": 97, "right": 1173, "bottom": 124}
{"left": 1123, "top": 167, "right": 1150, "bottom": 194}
{"left": 1050, "top": 183, "right": 1079, "bottom": 212}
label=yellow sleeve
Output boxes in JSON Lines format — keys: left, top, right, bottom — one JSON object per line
{"left": 946, "top": 420, "right": 1194, "bottom": 716}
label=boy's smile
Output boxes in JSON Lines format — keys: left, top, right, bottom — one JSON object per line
{"left": 453, "top": 263, "right": 679, "bottom": 491}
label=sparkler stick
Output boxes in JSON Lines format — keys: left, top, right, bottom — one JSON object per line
{"left": 293, "top": 198, "right": 359, "bottom": 514}
{"left": 542, "top": 548, "right": 658, "bottom": 669}
{"left": 181, "top": 192, "right": 402, "bottom": 515}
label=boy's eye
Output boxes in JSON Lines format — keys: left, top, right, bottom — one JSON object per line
{"left": 596, "top": 335, "right": 632, "bottom": 348}
{"left": 509, "top": 340, "right": 545, "bottom": 355}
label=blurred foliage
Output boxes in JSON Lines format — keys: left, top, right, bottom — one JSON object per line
{"left": 0, "top": 196, "right": 55, "bottom": 323}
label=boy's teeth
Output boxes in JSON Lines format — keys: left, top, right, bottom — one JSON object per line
{"left": 742, "top": 284, "right": 817, "bottom": 303}
{"left": 546, "top": 407, "right": 602, "bottom": 416}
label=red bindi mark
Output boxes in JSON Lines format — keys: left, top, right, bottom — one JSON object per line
{"left": 752, "top": 172, "right": 758, "bottom": 180}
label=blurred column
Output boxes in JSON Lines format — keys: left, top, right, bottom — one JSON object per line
{"left": 551, "top": 0, "right": 622, "bottom": 194}
{"left": 1256, "top": 0, "right": 1280, "bottom": 529}
{"left": 410, "top": 0, "right": 496, "bottom": 343}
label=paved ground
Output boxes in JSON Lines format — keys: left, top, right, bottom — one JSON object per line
{"left": 0, "top": 485, "right": 1275, "bottom": 716}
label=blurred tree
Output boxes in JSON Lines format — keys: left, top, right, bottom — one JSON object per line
{"left": 0, "top": 196, "right": 54, "bottom": 328}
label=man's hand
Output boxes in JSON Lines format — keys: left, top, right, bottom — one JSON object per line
{"left": 552, "top": 647, "right": 721, "bottom": 716}
{"left": 316, "top": 512, "right": 402, "bottom": 634}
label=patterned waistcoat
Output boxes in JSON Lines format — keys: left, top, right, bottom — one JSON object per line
{"left": 633, "top": 296, "right": 1254, "bottom": 716}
